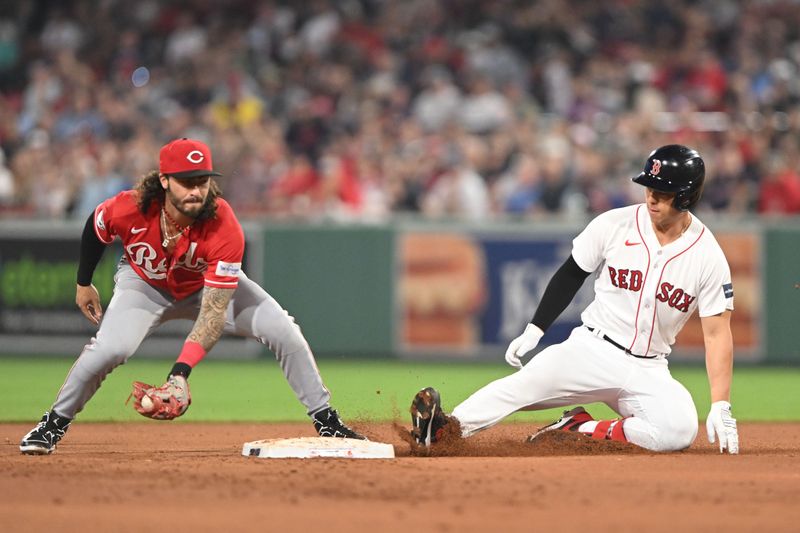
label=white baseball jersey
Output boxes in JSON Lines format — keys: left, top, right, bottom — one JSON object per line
{"left": 451, "top": 202, "right": 731, "bottom": 451}
{"left": 573, "top": 204, "right": 734, "bottom": 357}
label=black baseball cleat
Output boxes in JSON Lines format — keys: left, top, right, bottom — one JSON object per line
{"left": 20, "top": 410, "right": 72, "bottom": 455}
{"left": 312, "top": 408, "right": 367, "bottom": 440}
{"left": 526, "top": 406, "right": 594, "bottom": 442}
{"left": 410, "top": 387, "right": 449, "bottom": 447}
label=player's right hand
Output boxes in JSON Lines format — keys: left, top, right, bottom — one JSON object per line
{"left": 504, "top": 323, "right": 545, "bottom": 369}
{"left": 706, "top": 400, "right": 739, "bottom": 454}
{"left": 76, "top": 283, "right": 103, "bottom": 325}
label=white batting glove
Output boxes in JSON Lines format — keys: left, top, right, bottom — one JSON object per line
{"left": 706, "top": 400, "right": 739, "bottom": 454}
{"left": 504, "top": 323, "right": 545, "bottom": 369}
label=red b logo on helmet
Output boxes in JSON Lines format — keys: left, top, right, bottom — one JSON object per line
{"left": 651, "top": 159, "right": 662, "bottom": 175}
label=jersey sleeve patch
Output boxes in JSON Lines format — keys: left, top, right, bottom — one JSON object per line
{"left": 722, "top": 283, "right": 734, "bottom": 298}
{"left": 94, "top": 205, "right": 114, "bottom": 243}
{"left": 215, "top": 261, "right": 241, "bottom": 277}
{"left": 96, "top": 208, "right": 106, "bottom": 230}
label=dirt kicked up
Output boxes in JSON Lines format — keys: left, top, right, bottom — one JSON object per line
{"left": 2, "top": 421, "right": 798, "bottom": 533}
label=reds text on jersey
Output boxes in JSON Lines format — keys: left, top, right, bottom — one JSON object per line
{"left": 572, "top": 204, "right": 734, "bottom": 357}
{"left": 93, "top": 190, "right": 244, "bottom": 299}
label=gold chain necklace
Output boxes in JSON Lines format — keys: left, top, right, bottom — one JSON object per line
{"left": 161, "top": 208, "right": 183, "bottom": 248}
{"left": 650, "top": 215, "right": 692, "bottom": 239}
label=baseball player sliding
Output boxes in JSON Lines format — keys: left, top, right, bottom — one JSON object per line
{"left": 412, "top": 145, "right": 740, "bottom": 454}
{"left": 20, "top": 138, "right": 364, "bottom": 455}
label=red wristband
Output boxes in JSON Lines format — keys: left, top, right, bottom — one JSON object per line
{"left": 176, "top": 341, "right": 207, "bottom": 368}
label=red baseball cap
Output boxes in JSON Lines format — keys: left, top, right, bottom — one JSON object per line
{"left": 159, "top": 138, "right": 222, "bottom": 179}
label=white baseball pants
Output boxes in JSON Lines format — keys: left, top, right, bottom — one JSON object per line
{"left": 452, "top": 326, "right": 699, "bottom": 451}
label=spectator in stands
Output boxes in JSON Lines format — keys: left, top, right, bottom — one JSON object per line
{"left": 1, "top": 0, "right": 800, "bottom": 221}
{"left": 758, "top": 154, "right": 800, "bottom": 215}
{"left": 412, "top": 66, "right": 462, "bottom": 133}
{"left": 494, "top": 153, "right": 541, "bottom": 216}
{"left": 422, "top": 135, "right": 490, "bottom": 220}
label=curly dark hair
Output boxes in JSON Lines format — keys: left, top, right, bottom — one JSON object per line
{"left": 135, "top": 171, "right": 221, "bottom": 220}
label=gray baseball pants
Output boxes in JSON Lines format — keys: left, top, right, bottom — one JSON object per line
{"left": 52, "top": 262, "right": 331, "bottom": 419}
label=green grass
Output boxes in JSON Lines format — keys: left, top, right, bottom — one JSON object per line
{"left": 2, "top": 357, "right": 798, "bottom": 423}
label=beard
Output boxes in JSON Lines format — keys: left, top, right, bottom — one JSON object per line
{"left": 166, "top": 189, "right": 207, "bottom": 219}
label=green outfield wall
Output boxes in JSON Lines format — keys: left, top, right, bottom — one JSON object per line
{"left": 261, "top": 225, "right": 395, "bottom": 356}
{"left": 1, "top": 217, "right": 798, "bottom": 363}
{"left": 763, "top": 225, "right": 800, "bottom": 363}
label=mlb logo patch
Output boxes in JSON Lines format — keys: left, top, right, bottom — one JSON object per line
{"left": 722, "top": 283, "right": 734, "bottom": 298}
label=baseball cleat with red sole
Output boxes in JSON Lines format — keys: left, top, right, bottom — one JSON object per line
{"left": 526, "top": 406, "right": 594, "bottom": 442}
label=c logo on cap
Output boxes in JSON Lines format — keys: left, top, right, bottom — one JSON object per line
{"left": 186, "top": 150, "right": 204, "bottom": 164}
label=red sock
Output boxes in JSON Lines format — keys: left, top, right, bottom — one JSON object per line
{"left": 589, "top": 418, "right": 628, "bottom": 442}
{"left": 607, "top": 419, "right": 627, "bottom": 442}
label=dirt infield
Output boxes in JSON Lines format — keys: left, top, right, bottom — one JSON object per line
{"left": 2, "top": 421, "right": 799, "bottom": 533}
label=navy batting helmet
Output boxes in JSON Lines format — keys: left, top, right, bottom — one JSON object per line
{"left": 632, "top": 144, "right": 705, "bottom": 211}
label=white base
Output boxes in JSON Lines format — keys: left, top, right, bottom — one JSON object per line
{"left": 242, "top": 437, "right": 395, "bottom": 459}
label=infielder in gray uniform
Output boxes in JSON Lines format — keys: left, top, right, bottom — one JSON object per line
{"left": 20, "top": 138, "right": 364, "bottom": 455}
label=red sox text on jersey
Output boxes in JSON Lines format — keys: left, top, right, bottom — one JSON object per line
{"left": 607, "top": 266, "right": 696, "bottom": 312}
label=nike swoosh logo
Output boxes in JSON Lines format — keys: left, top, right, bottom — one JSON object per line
{"left": 131, "top": 227, "right": 147, "bottom": 234}
{"left": 624, "top": 240, "right": 641, "bottom": 246}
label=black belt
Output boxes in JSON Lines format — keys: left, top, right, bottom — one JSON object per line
{"left": 585, "top": 326, "right": 657, "bottom": 359}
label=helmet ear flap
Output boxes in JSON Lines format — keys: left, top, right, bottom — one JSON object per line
{"left": 674, "top": 181, "right": 704, "bottom": 211}
{"left": 673, "top": 193, "right": 689, "bottom": 211}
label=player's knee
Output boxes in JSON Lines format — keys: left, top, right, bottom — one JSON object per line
{"left": 275, "top": 333, "right": 308, "bottom": 357}
{"left": 626, "top": 414, "right": 697, "bottom": 452}
{"left": 673, "top": 416, "right": 698, "bottom": 450}
{"left": 84, "top": 338, "right": 137, "bottom": 369}
{"left": 654, "top": 416, "right": 698, "bottom": 452}
{"left": 254, "top": 305, "right": 308, "bottom": 356}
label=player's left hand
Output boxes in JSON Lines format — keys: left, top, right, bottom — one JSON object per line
{"left": 128, "top": 374, "right": 191, "bottom": 420}
{"left": 76, "top": 283, "right": 103, "bottom": 324}
{"left": 706, "top": 400, "right": 739, "bottom": 454}
{"left": 504, "top": 323, "right": 545, "bottom": 369}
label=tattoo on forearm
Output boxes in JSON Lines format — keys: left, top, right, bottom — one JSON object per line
{"left": 188, "top": 287, "right": 234, "bottom": 351}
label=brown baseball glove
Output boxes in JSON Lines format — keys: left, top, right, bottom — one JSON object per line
{"left": 128, "top": 375, "right": 191, "bottom": 420}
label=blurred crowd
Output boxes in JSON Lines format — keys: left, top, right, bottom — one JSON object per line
{"left": 1, "top": 0, "right": 800, "bottom": 221}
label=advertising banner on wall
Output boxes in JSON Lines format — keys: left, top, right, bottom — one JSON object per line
{"left": 0, "top": 223, "right": 261, "bottom": 358}
{"left": 398, "top": 228, "right": 761, "bottom": 362}
{"left": 398, "top": 229, "right": 593, "bottom": 358}
{"left": 0, "top": 236, "right": 121, "bottom": 336}
{"left": 674, "top": 232, "right": 760, "bottom": 360}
